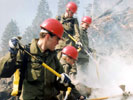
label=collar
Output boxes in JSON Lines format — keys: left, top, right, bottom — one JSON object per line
{"left": 30, "top": 39, "right": 56, "bottom": 57}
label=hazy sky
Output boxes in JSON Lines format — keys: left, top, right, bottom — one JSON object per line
{"left": 0, "top": 0, "right": 40, "bottom": 36}
{"left": 0, "top": 0, "right": 132, "bottom": 37}
{"left": 0, "top": 0, "right": 89, "bottom": 37}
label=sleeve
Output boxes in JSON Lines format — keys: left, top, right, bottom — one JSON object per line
{"left": 63, "top": 64, "right": 70, "bottom": 75}
{"left": 79, "top": 28, "right": 84, "bottom": 45}
{"left": 55, "top": 56, "right": 64, "bottom": 74}
{"left": 71, "top": 85, "right": 81, "bottom": 99}
{"left": 73, "top": 18, "right": 80, "bottom": 42}
{"left": 54, "top": 56, "right": 68, "bottom": 91}
{"left": 70, "top": 64, "right": 77, "bottom": 75}
{"left": 0, "top": 53, "right": 17, "bottom": 77}
{"left": 69, "top": 64, "right": 77, "bottom": 80}
{"left": 0, "top": 50, "right": 25, "bottom": 78}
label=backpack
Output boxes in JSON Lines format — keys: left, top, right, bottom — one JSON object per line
{"left": 57, "top": 15, "right": 75, "bottom": 25}
{"left": 57, "top": 15, "right": 77, "bottom": 35}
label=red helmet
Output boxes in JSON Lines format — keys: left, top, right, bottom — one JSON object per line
{"left": 66, "top": 2, "right": 77, "bottom": 13}
{"left": 40, "top": 18, "right": 64, "bottom": 39}
{"left": 82, "top": 16, "right": 92, "bottom": 24}
{"left": 62, "top": 46, "right": 78, "bottom": 60}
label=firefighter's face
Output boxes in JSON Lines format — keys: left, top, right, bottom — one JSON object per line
{"left": 47, "top": 35, "right": 60, "bottom": 51}
{"left": 66, "top": 56, "right": 76, "bottom": 65}
{"left": 66, "top": 8, "right": 74, "bottom": 18}
{"left": 81, "top": 22, "right": 90, "bottom": 30}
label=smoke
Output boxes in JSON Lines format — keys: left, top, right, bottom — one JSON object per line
{"left": 76, "top": 0, "right": 133, "bottom": 99}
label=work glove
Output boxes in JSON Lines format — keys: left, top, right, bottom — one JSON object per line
{"left": 9, "top": 37, "right": 20, "bottom": 54}
{"left": 76, "top": 41, "right": 82, "bottom": 47}
{"left": 57, "top": 73, "right": 71, "bottom": 87}
{"left": 75, "top": 41, "right": 82, "bottom": 49}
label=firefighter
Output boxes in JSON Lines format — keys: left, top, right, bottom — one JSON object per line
{"left": 56, "top": 2, "right": 81, "bottom": 55}
{"left": 0, "top": 18, "right": 72, "bottom": 100}
{"left": 78, "top": 16, "right": 95, "bottom": 71}
{"left": 57, "top": 46, "right": 86, "bottom": 100}
{"left": 61, "top": 46, "right": 78, "bottom": 79}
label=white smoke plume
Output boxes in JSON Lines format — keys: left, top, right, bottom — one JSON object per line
{"left": 76, "top": 0, "right": 133, "bottom": 99}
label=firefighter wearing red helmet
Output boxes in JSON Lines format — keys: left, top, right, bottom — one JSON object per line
{"left": 56, "top": 2, "right": 81, "bottom": 56}
{"left": 0, "top": 18, "right": 73, "bottom": 100}
{"left": 66, "top": 2, "right": 77, "bottom": 14}
{"left": 57, "top": 46, "right": 86, "bottom": 100}
{"left": 61, "top": 46, "right": 78, "bottom": 79}
{"left": 78, "top": 16, "right": 95, "bottom": 71}
{"left": 40, "top": 18, "right": 64, "bottom": 39}
{"left": 62, "top": 45, "right": 78, "bottom": 60}
{"left": 82, "top": 16, "right": 92, "bottom": 25}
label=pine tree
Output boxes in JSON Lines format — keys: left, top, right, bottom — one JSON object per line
{"left": 22, "top": 0, "right": 52, "bottom": 44}
{"left": 57, "top": 0, "right": 80, "bottom": 15}
{"left": 85, "top": 0, "right": 102, "bottom": 19}
{"left": 0, "top": 20, "right": 19, "bottom": 99}
{"left": 0, "top": 19, "right": 20, "bottom": 55}
{"left": 85, "top": 3, "right": 93, "bottom": 17}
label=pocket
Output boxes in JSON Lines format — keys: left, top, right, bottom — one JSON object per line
{"left": 26, "top": 63, "right": 43, "bottom": 82}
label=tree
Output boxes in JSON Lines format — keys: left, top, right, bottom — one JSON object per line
{"left": 85, "top": 3, "right": 93, "bottom": 17}
{"left": 0, "top": 19, "right": 20, "bottom": 55}
{"left": 57, "top": 0, "right": 80, "bottom": 15}
{"left": 22, "top": 0, "right": 52, "bottom": 44}
{"left": 85, "top": 0, "right": 102, "bottom": 19}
